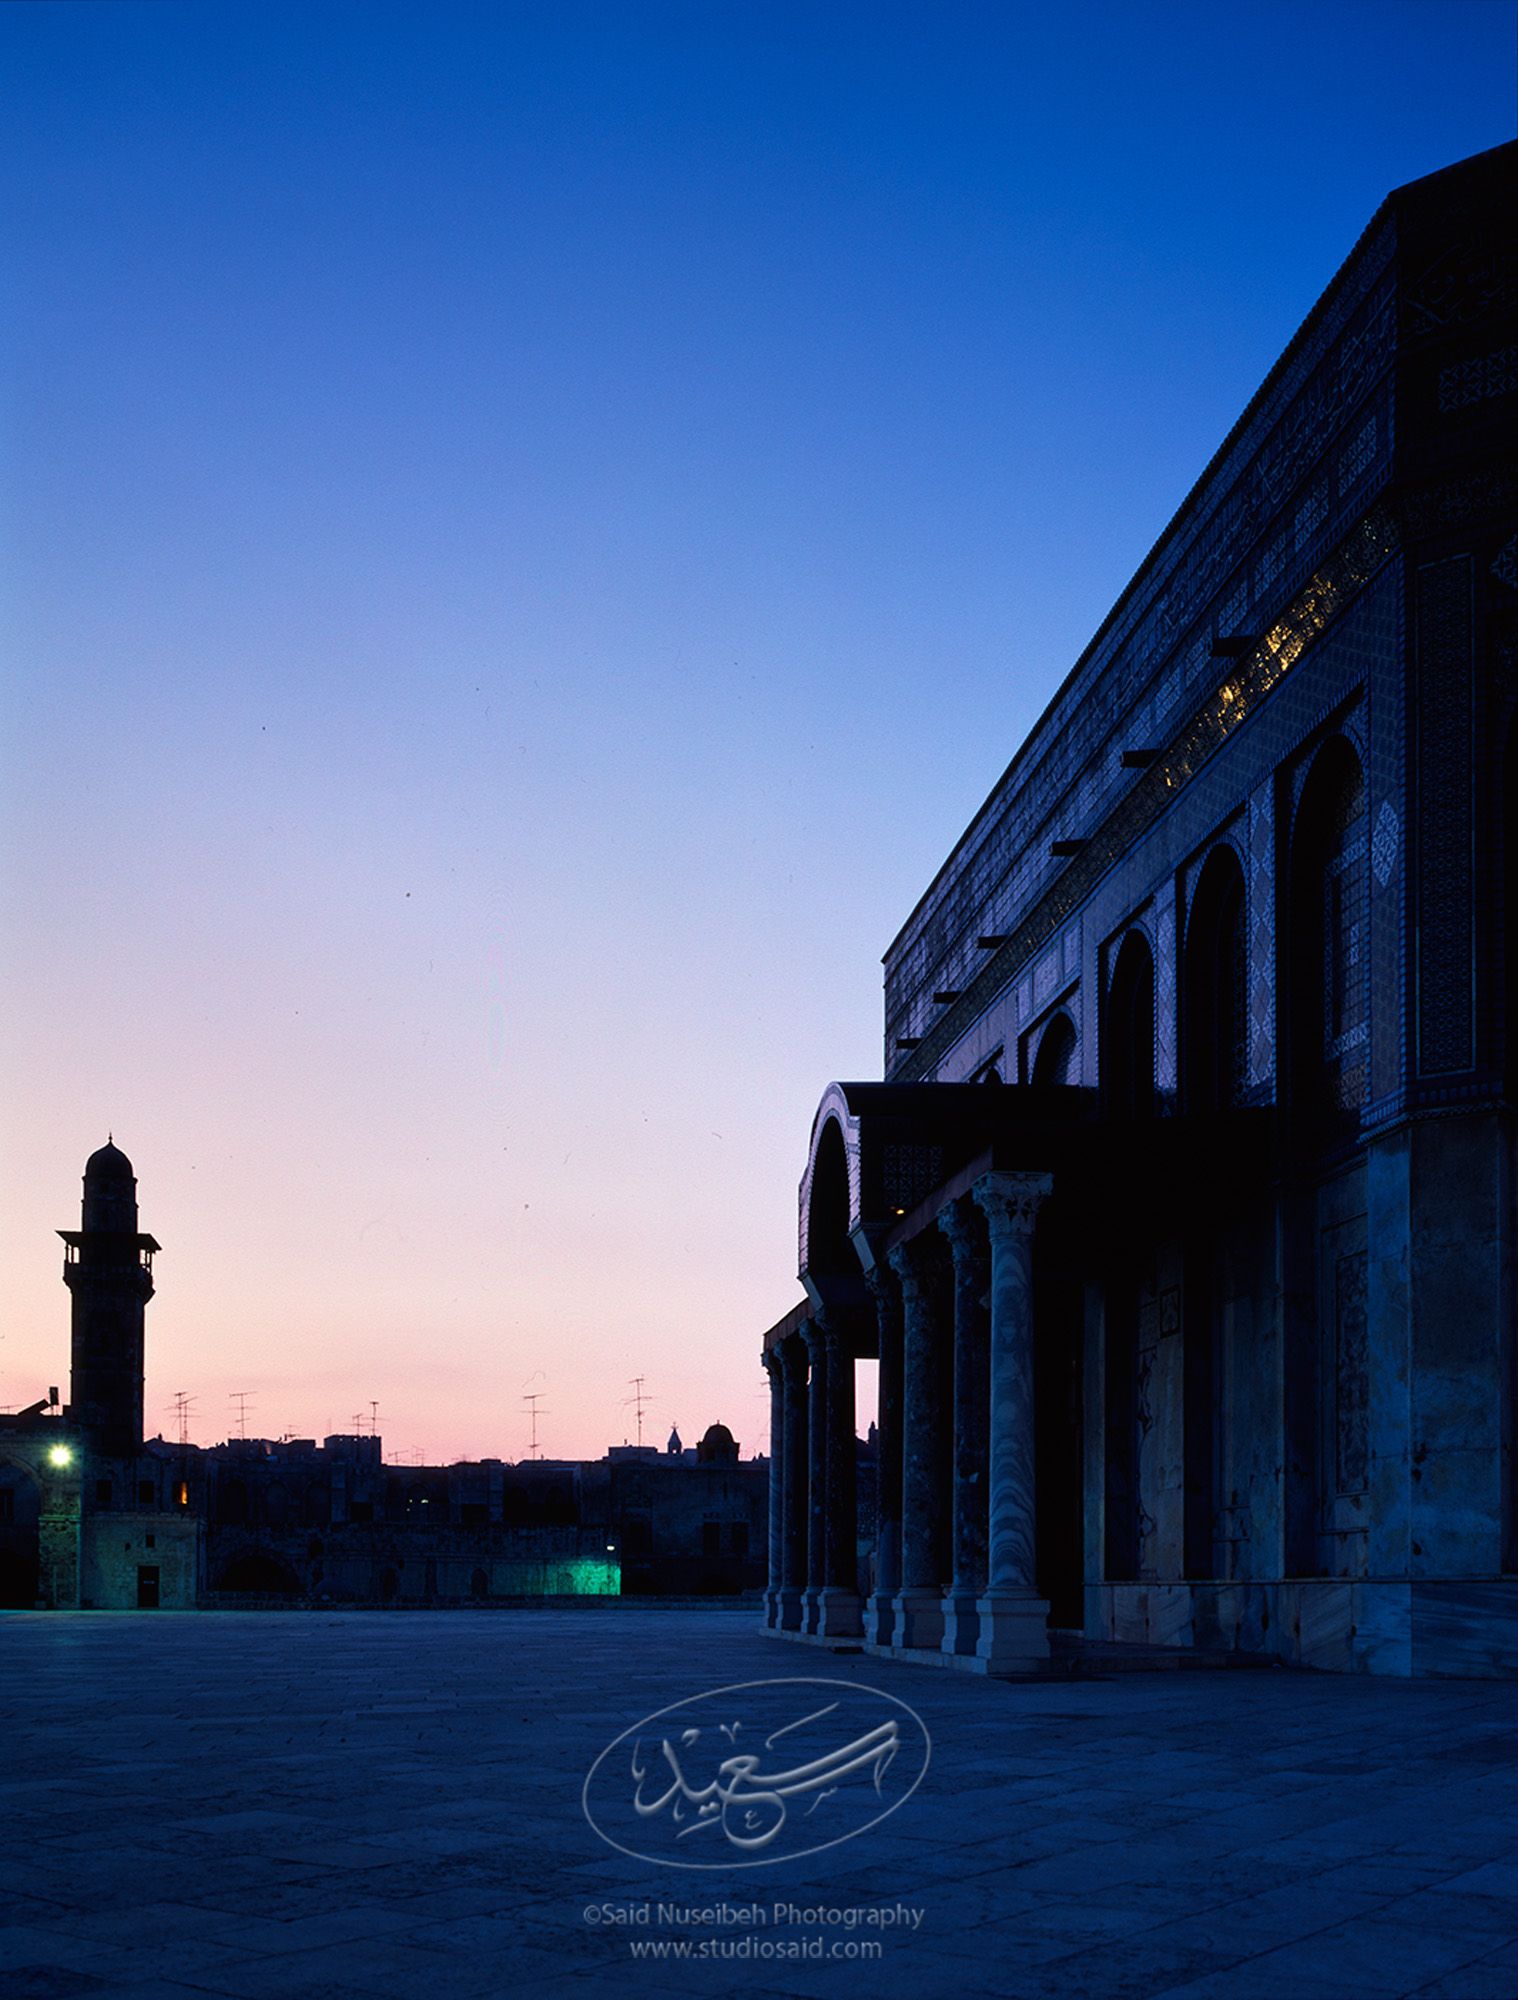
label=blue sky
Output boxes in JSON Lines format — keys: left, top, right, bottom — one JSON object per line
{"left": 2, "top": 1, "right": 1511, "bottom": 1458}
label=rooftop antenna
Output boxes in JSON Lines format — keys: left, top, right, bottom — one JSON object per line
{"left": 169, "top": 1391, "right": 197, "bottom": 1447}
{"left": 523, "top": 1390, "right": 547, "bottom": 1460}
{"left": 230, "top": 1389, "right": 253, "bottom": 1440}
{"left": 625, "top": 1375, "right": 653, "bottom": 1448}
{"left": 369, "top": 1398, "right": 380, "bottom": 1436}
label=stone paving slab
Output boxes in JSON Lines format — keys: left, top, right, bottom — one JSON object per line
{"left": 2, "top": 1609, "right": 1517, "bottom": 1998}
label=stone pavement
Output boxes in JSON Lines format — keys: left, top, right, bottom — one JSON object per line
{"left": 2, "top": 1608, "right": 1517, "bottom": 2000}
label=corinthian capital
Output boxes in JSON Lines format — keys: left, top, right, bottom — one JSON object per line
{"left": 937, "top": 1193, "right": 987, "bottom": 1266}
{"left": 886, "top": 1228, "right": 951, "bottom": 1307}
{"left": 972, "top": 1170, "right": 1053, "bottom": 1237}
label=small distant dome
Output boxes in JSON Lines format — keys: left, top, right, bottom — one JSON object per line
{"left": 85, "top": 1140, "right": 134, "bottom": 1181}
{"left": 697, "top": 1422, "right": 738, "bottom": 1465}
{"left": 81, "top": 1139, "right": 139, "bottom": 1232}
{"left": 666, "top": 1426, "right": 683, "bottom": 1455}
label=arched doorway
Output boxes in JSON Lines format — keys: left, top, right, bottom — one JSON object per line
{"left": 0, "top": 1461, "right": 41, "bottom": 1609}
{"left": 1102, "top": 929, "right": 1156, "bottom": 1584}
{"left": 1180, "top": 844, "right": 1248, "bottom": 1581}
{"left": 802, "top": 1117, "right": 861, "bottom": 1603}
{"left": 1282, "top": 736, "right": 1368, "bottom": 1577}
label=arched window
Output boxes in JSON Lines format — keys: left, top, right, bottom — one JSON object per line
{"left": 1289, "top": 739, "right": 1368, "bottom": 1136}
{"left": 1104, "top": 931, "right": 1156, "bottom": 1117}
{"left": 1032, "top": 1012, "right": 1078, "bottom": 1088}
{"left": 1183, "top": 845, "right": 1248, "bottom": 1112}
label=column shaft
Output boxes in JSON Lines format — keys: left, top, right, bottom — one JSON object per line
{"left": 864, "top": 1263, "right": 904, "bottom": 1646}
{"left": 822, "top": 1322, "right": 857, "bottom": 1591}
{"left": 940, "top": 1196, "right": 991, "bottom": 1654}
{"left": 779, "top": 1336, "right": 809, "bottom": 1631}
{"left": 803, "top": 1322, "right": 828, "bottom": 1634}
{"left": 972, "top": 1170, "right": 1055, "bottom": 1674}
{"left": 889, "top": 1231, "right": 952, "bottom": 1649}
{"left": 762, "top": 1349, "right": 785, "bottom": 1629}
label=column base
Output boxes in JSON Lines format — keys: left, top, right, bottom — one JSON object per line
{"left": 761, "top": 1587, "right": 782, "bottom": 1631}
{"left": 972, "top": 1589, "right": 1051, "bottom": 1676}
{"left": 802, "top": 1586, "right": 824, "bottom": 1636}
{"left": 778, "top": 1586, "right": 805, "bottom": 1633}
{"left": 941, "top": 1586, "right": 982, "bottom": 1657}
{"left": 863, "top": 1589, "right": 897, "bottom": 1648}
{"left": 812, "top": 1586, "right": 863, "bottom": 1641}
{"left": 891, "top": 1587, "right": 946, "bottom": 1652}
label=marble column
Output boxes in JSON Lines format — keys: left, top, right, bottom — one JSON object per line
{"left": 815, "top": 1315, "right": 863, "bottom": 1638}
{"left": 761, "top": 1347, "right": 785, "bottom": 1630}
{"left": 939, "top": 1196, "right": 991, "bottom": 1655}
{"left": 972, "top": 1170, "right": 1054, "bottom": 1674}
{"left": 888, "top": 1230, "right": 952, "bottom": 1650}
{"left": 779, "top": 1334, "right": 809, "bottom": 1632}
{"left": 864, "top": 1261, "right": 904, "bottom": 1647}
{"left": 802, "top": 1319, "right": 829, "bottom": 1636}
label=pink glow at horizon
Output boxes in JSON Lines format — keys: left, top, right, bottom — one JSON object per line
{"left": 2, "top": 5, "right": 1507, "bottom": 1462}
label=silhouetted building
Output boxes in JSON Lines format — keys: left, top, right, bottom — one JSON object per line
{"left": 696, "top": 1422, "right": 738, "bottom": 1465}
{"left": 0, "top": 1143, "right": 766, "bottom": 1608}
{"left": 760, "top": 142, "right": 1518, "bottom": 1678}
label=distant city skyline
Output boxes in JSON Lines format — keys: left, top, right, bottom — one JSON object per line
{"left": 2, "top": 1, "right": 1512, "bottom": 1462}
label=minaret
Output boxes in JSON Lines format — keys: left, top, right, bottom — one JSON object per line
{"left": 59, "top": 1140, "right": 160, "bottom": 1457}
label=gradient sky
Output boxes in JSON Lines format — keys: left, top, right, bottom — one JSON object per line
{"left": 2, "top": 2, "right": 1512, "bottom": 1463}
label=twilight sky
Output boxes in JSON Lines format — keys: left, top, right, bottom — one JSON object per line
{"left": 1, "top": 2, "right": 1511, "bottom": 1463}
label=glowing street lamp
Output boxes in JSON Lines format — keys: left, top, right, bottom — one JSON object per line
{"left": 47, "top": 1444, "right": 73, "bottom": 1469}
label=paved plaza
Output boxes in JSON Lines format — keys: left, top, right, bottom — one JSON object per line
{"left": 2, "top": 1609, "right": 1517, "bottom": 1999}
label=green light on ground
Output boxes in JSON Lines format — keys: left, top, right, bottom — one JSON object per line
{"left": 556, "top": 1560, "right": 620, "bottom": 1596}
